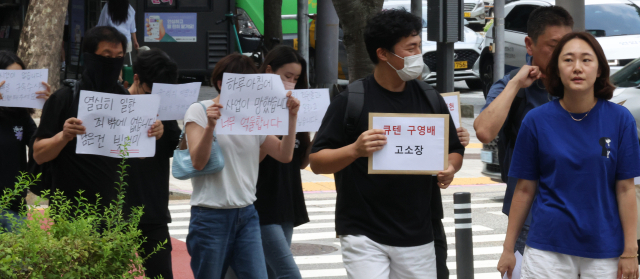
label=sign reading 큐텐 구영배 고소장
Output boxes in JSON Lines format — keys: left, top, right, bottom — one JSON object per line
{"left": 368, "top": 113, "right": 449, "bottom": 175}
{"left": 75, "top": 90, "right": 160, "bottom": 158}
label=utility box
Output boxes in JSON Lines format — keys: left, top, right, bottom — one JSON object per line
{"left": 427, "top": 0, "right": 464, "bottom": 43}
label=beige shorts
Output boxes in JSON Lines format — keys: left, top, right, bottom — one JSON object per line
{"left": 522, "top": 246, "right": 618, "bottom": 279}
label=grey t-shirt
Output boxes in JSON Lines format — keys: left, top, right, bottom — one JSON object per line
{"left": 184, "top": 100, "right": 267, "bottom": 209}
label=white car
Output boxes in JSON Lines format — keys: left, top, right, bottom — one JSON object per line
{"left": 479, "top": 0, "right": 640, "bottom": 96}
{"left": 465, "top": 0, "right": 487, "bottom": 25}
{"left": 383, "top": 1, "right": 486, "bottom": 89}
{"left": 610, "top": 58, "right": 640, "bottom": 138}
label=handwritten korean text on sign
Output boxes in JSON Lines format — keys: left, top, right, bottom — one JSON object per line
{"left": 152, "top": 82, "right": 201, "bottom": 120}
{"left": 76, "top": 91, "right": 160, "bottom": 158}
{"left": 441, "top": 92, "right": 461, "bottom": 129}
{"left": 368, "top": 113, "right": 449, "bottom": 175}
{"left": 0, "top": 69, "right": 48, "bottom": 109}
{"left": 217, "top": 73, "right": 289, "bottom": 135}
{"left": 291, "top": 89, "right": 330, "bottom": 132}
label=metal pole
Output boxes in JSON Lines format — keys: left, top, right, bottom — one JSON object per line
{"left": 316, "top": 0, "right": 339, "bottom": 89}
{"left": 297, "top": 0, "right": 310, "bottom": 87}
{"left": 436, "top": 42, "right": 455, "bottom": 93}
{"left": 411, "top": 0, "right": 422, "bottom": 38}
{"left": 557, "top": 0, "right": 585, "bottom": 32}
{"left": 454, "top": 192, "right": 474, "bottom": 279}
{"left": 493, "top": 0, "right": 505, "bottom": 83}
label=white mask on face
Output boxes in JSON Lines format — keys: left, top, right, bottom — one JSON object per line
{"left": 386, "top": 52, "right": 424, "bottom": 81}
{"left": 283, "top": 80, "right": 297, "bottom": 90}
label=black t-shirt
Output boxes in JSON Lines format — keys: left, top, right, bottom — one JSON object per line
{"left": 33, "top": 79, "right": 129, "bottom": 208}
{"left": 124, "top": 120, "right": 181, "bottom": 224}
{"left": 311, "top": 75, "right": 465, "bottom": 247}
{"left": 0, "top": 109, "right": 37, "bottom": 213}
{"left": 255, "top": 133, "right": 310, "bottom": 227}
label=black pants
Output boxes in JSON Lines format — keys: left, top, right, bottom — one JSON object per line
{"left": 139, "top": 223, "right": 174, "bottom": 279}
{"left": 432, "top": 218, "right": 449, "bottom": 279}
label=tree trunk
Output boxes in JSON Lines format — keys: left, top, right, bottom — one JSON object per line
{"left": 17, "top": 0, "right": 69, "bottom": 93}
{"left": 332, "top": 0, "right": 383, "bottom": 83}
{"left": 264, "top": 0, "right": 283, "bottom": 50}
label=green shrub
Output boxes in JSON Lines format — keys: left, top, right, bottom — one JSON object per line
{"left": 0, "top": 139, "right": 164, "bottom": 278}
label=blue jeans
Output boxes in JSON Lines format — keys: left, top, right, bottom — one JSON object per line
{"left": 261, "top": 222, "right": 302, "bottom": 279}
{"left": 186, "top": 205, "right": 267, "bottom": 279}
{"left": 0, "top": 209, "right": 23, "bottom": 233}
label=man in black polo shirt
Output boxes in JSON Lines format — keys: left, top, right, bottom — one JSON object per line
{"left": 309, "top": 9, "right": 465, "bottom": 278}
{"left": 32, "top": 26, "right": 163, "bottom": 210}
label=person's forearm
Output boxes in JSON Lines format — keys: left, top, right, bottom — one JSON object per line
{"left": 617, "top": 178, "right": 638, "bottom": 255}
{"left": 449, "top": 153, "right": 463, "bottom": 172}
{"left": 33, "top": 132, "right": 70, "bottom": 164}
{"left": 190, "top": 126, "right": 214, "bottom": 170}
{"left": 503, "top": 179, "right": 537, "bottom": 252}
{"left": 309, "top": 145, "right": 359, "bottom": 174}
{"left": 271, "top": 116, "right": 298, "bottom": 163}
{"left": 474, "top": 80, "right": 521, "bottom": 143}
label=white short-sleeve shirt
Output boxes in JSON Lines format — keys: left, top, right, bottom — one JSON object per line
{"left": 97, "top": 3, "right": 137, "bottom": 43}
{"left": 183, "top": 100, "right": 267, "bottom": 209}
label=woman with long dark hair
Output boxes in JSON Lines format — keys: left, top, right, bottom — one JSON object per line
{"left": 253, "top": 45, "right": 311, "bottom": 279}
{"left": 97, "top": 0, "right": 139, "bottom": 54}
{"left": 497, "top": 32, "right": 640, "bottom": 279}
{"left": 0, "top": 50, "right": 51, "bottom": 232}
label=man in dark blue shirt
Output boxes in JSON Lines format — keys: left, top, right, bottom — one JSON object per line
{"left": 473, "top": 6, "right": 573, "bottom": 254}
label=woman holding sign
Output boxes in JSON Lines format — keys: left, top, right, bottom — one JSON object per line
{"left": 253, "top": 45, "right": 311, "bottom": 279}
{"left": 0, "top": 50, "right": 51, "bottom": 232}
{"left": 184, "top": 53, "right": 301, "bottom": 279}
{"left": 497, "top": 32, "right": 640, "bottom": 279}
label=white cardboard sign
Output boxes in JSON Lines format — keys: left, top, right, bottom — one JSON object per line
{"left": 217, "top": 73, "right": 289, "bottom": 135}
{"left": 441, "top": 92, "right": 461, "bottom": 129}
{"left": 0, "top": 69, "right": 48, "bottom": 109}
{"left": 76, "top": 91, "right": 160, "bottom": 158}
{"left": 502, "top": 251, "right": 523, "bottom": 279}
{"left": 152, "top": 82, "right": 201, "bottom": 120}
{"left": 291, "top": 88, "right": 330, "bottom": 132}
{"left": 368, "top": 113, "right": 449, "bottom": 175}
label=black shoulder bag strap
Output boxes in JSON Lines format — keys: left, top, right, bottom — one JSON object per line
{"left": 415, "top": 80, "right": 441, "bottom": 114}
{"left": 343, "top": 79, "right": 365, "bottom": 142}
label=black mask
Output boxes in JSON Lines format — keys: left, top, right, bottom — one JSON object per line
{"left": 82, "top": 52, "right": 124, "bottom": 93}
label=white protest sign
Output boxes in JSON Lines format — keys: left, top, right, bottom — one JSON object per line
{"left": 152, "top": 82, "right": 201, "bottom": 120}
{"left": 291, "top": 88, "right": 330, "bottom": 132}
{"left": 76, "top": 91, "right": 160, "bottom": 158}
{"left": 368, "top": 113, "right": 449, "bottom": 175}
{"left": 441, "top": 92, "right": 461, "bottom": 129}
{"left": 0, "top": 69, "right": 48, "bottom": 109}
{"left": 217, "top": 73, "right": 289, "bottom": 135}
{"left": 502, "top": 251, "right": 523, "bottom": 279}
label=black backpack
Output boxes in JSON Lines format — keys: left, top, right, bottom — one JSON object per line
{"left": 497, "top": 68, "right": 528, "bottom": 183}
{"left": 343, "top": 78, "right": 443, "bottom": 141}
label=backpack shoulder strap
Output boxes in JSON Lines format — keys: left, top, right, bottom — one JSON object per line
{"left": 343, "top": 79, "right": 365, "bottom": 139}
{"left": 416, "top": 80, "right": 441, "bottom": 114}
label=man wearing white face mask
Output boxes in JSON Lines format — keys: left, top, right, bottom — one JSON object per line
{"left": 309, "top": 9, "right": 465, "bottom": 279}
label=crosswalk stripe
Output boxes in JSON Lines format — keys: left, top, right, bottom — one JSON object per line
{"left": 470, "top": 203, "right": 503, "bottom": 209}
{"left": 444, "top": 225, "right": 492, "bottom": 233}
{"left": 168, "top": 205, "right": 191, "bottom": 210}
{"left": 292, "top": 232, "right": 337, "bottom": 241}
{"left": 306, "top": 207, "right": 336, "bottom": 212}
{"left": 443, "top": 217, "right": 454, "bottom": 223}
{"left": 447, "top": 259, "right": 498, "bottom": 270}
{"left": 295, "top": 222, "right": 335, "bottom": 230}
{"left": 169, "top": 229, "right": 188, "bottom": 235}
{"left": 309, "top": 214, "right": 335, "bottom": 220}
{"left": 170, "top": 212, "right": 191, "bottom": 218}
{"left": 447, "top": 234, "right": 505, "bottom": 244}
{"left": 448, "top": 246, "right": 503, "bottom": 257}
{"left": 488, "top": 211, "right": 505, "bottom": 215}
{"left": 450, "top": 272, "right": 501, "bottom": 279}
{"left": 168, "top": 221, "right": 190, "bottom": 227}
{"left": 305, "top": 200, "right": 336, "bottom": 206}
{"left": 300, "top": 268, "right": 346, "bottom": 278}
{"left": 441, "top": 198, "right": 491, "bottom": 203}
{"left": 294, "top": 254, "right": 342, "bottom": 265}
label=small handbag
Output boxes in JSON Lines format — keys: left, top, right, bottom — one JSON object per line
{"left": 172, "top": 102, "right": 225, "bottom": 180}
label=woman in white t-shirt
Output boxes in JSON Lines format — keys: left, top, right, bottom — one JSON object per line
{"left": 183, "top": 53, "right": 300, "bottom": 279}
{"left": 97, "top": 0, "right": 139, "bottom": 53}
